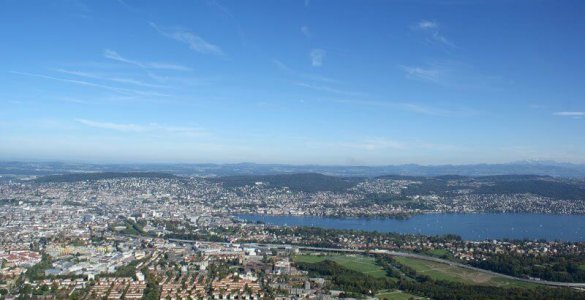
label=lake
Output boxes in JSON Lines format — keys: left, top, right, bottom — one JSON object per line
{"left": 236, "top": 213, "right": 585, "bottom": 242}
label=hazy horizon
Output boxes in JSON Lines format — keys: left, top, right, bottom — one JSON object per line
{"left": 1, "top": 158, "right": 584, "bottom": 168}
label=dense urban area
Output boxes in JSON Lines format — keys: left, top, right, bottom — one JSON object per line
{"left": 4, "top": 172, "right": 585, "bottom": 217}
{"left": 1, "top": 172, "right": 585, "bottom": 299}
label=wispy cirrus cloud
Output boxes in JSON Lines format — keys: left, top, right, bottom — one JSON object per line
{"left": 330, "top": 98, "right": 477, "bottom": 117}
{"left": 553, "top": 111, "right": 585, "bottom": 118}
{"left": 310, "top": 49, "right": 326, "bottom": 67}
{"left": 76, "top": 119, "right": 207, "bottom": 136}
{"left": 272, "top": 59, "right": 337, "bottom": 83}
{"left": 108, "top": 77, "right": 168, "bottom": 89}
{"left": 103, "top": 49, "right": 191, "bottom": 71}
{"left": 412, "top": 19, "right": 454, "bottom": 47}
{"left": 103, "top": 49, "right": 213, "bottom": 85}
{"left": 146, "top": 62, "right": 192, "bottom": 71}
{"left": 295, "top": 82, "right": 366, "bottom": 97}
{"left": 77, "top": 119, "right": 145, "bottom": 132}
{"left": 11, "top": 71, "right": 169, "bottom": 98}
{"left": 56, "top": 69, "right": 169, "bottom": 89}
{"left": 149, "top": 22, "right": 224, "bottom": 55}
{"left": 397, "top": 102, "right": 475, "bottom": 116}
{"left": 273, "top": 59, "right": 358, "bottom": 96}
{"left": 400, "top": 65, "right": 442, "bottom": 82}
{"left": 399, "top": 61, "right": 504, "bottom": 90}
{"left": 416, "top": 20, "right": 438, "bottom": 30}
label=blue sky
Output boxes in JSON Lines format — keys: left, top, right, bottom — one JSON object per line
{"left": 1, "top": 0, "right": 584, "bottom": 165}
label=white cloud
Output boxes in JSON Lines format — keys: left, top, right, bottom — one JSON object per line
{"left": 397, "top": 103, "right": 465, "bottom": 116}
{"left": 103, "top": 49, "right": 191, "bottom": 71}
{"left": 272, "top": 59, "right": 337, "bottom": 83}
{"left": 150, "top": 22, "right": 224, "bottom": 55}
{"left": 56, "top": 69, "right": 169, "bottom": 89}
{"left": 430, "top": 32, "right": 451, "bottom": 46}
{"left": 412, "top": 19, "right": 454, "bottom": 47}
{"left": 330, "top": 98, "right": 477, "bottom": 117}
{"left": 310, "top": 49, "right": 326, "bottom": 67}
{"left": 295, "top": 82, "right": 366, "bottom": 97}
{"left": 103, "top": 49, "right": 137, "bottom": 66}
{"left": 76, "top": 119, "right": 145, "bottom": 132}
{"left": 55, "top": 69, "right": 96, "bottom": 78}
{"left": 11, "top": 71, "right": 168, "bottom": 97}
{"left": 553, "top": 112, "right": 585, "bottom": 118}
{"left": 76, "top": 119, "right": 207, "bottom": 136}
{"left": 416, "top": 20, "right": 438, "bottom": 30}
{"left": 400, "top": 65, "right": 441, "bottom": 82}
{"left": 399, "top": 61, "right": 502, "bottom": 90}
{"left": 145, "top": 62, "right": 191, "bottom": 71}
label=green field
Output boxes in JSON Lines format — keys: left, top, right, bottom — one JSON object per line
{"left": 427, "top": 249, "right": 452, "bottom": 259}
{"left": 293, "top": 253, "right": 389, "bottom": 278}
{"left": 394, "top": 257, "right": 536, "bottom": 288}
{"left": 375, "top": 290, "right": 426, "bottom": 300}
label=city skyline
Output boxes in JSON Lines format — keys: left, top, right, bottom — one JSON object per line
{"left": 1, "top": 0, "right": 585, "bottom": 165}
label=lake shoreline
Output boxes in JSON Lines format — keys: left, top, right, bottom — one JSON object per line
{"left": 235, "top": 213, "right": 585, "bottom": 242}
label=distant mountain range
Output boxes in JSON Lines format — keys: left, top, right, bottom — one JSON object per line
{"left": 1, "top": 160, "right": 585, "bottom": 178}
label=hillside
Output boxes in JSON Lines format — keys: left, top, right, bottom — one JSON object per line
{"left": 34, "top": 172, "right": 177, "bottom": 183}
{"left": 207, "top": 173, "right": 360, "bottom": 193}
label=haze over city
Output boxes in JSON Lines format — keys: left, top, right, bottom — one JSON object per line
{"left": 1, "top": 0, "right": 584, "bottom": 165}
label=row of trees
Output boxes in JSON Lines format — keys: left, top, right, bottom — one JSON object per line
{"left": 296, "top": 260, "right": 392, "bottom": 295}
{"left": 471, "top": 253, "right": 585, "bottom": 282}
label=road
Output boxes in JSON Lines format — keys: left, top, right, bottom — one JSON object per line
{"left": 164, "top": 237, "right": 585, "bottom": 288}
